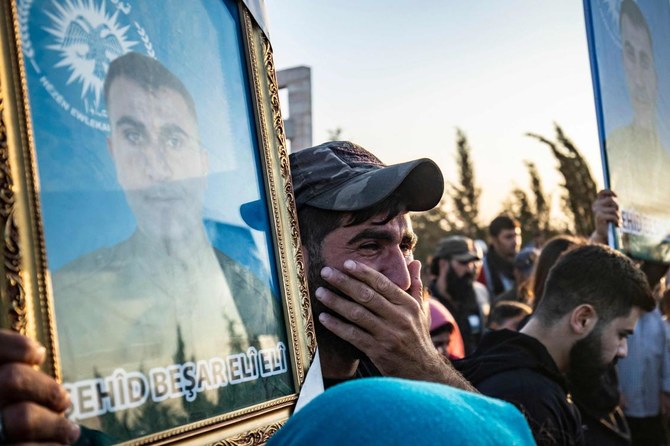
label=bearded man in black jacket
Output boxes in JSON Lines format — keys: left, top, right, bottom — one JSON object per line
{"left": 456, "top": 244, "right": 654, "bottom": 446}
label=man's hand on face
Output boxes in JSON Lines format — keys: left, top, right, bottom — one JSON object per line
{"left": 0, "top": 329, "right": 80, "bottom": 445}
{"left": 315, "top": 260, "right": 475, "bottom": 392}
{"left": 590, "top": 189, "right": 621, "bottom": 245}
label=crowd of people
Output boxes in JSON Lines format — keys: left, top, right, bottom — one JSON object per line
{"left": 426, "top": 214, "right": 670, "bottom": 446}
{"left": 2, "top": 139, "right": 669, "bottom": 446}
{"left": 5, "top": 0, "right": 669, "bottom": 443}
{"left": 277, "top": 141, "right": 669, "bottom": 446}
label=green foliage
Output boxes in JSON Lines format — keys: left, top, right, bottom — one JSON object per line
{"left": 526, "top": 124, "right": 597, "bottom": 236}
{"left": 413, "top": 128, "right": 484, "bottom": 267}
{"left": 503, "top": 162, "right": 554, "bottom": 245}
{"left": 504, "top": 188, "right": 535, "bottom": 245}
{"left": 410, "top": 197, "right": 454, "bottom": 266}
{"left": 414, "top": 123, "right": 595, "bottom": 262}
{"left": 447, "top": 128, "right": 483, "bottom": 239}
{"left": 526, "top": 161, "right": 550, "bottom": 234}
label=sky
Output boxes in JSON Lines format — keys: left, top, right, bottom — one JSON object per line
{"left": 265, "top": 1, "right": 604, "bottom": 223}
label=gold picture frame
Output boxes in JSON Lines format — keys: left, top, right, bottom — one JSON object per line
{"left": 0, "top": 0, "right": 315, "bottom": 444}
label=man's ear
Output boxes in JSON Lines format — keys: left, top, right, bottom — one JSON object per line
{"left": 569, "top": 304, "right": 598, "bottom": 336}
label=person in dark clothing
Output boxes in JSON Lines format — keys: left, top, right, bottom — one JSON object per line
{"left": 494, "top": 247, "right": 539, "bottom": 306}
{"left": 456, "top": 244, "right": 655, "bottom": 446}
{"left": 429, "top": 235, "right": 484, "bottom": 355}
{"left": 458, "top": 329, "right": 583, "bottom": 444}
{"left": 570, "top": 364, "right": 631, "bottom": 445}
{"left": 478, "top": 215, "right": 521, "bottom": 297}
{"left": 487, "top": 300, "right": 532, "bottom": 331}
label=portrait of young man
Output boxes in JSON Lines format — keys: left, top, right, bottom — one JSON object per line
{"left": 592, "top": 0, "right": 670, "bottom": 260}
{"left": 50, "top": 52, "right": 291, "bottom": 441}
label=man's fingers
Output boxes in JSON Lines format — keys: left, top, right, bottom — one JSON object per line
{"left": 597, "top": 189, "right": 617, "bottom": 199}
{"left": 0, "top": 364, "right": 70, "bottom": 413}
{"left": 0, "top": 330, "right": 45, "bottom": 365}
{"left": 341, "top": 261, "right": 405, "bottom": 305}
{"left": 597, "top": 198, "right": 619, "bottom": 210}
{"left": 317, "top": 313, "right": 376, "bottom": 352}
{"left": 321, "top": 261, "right": 415, "bottom": 308}
{"left": 3, "top": 402, "right": 80, "bottom": 444}
{"left": 598, "top": 209, "right": 620, "bottom": 220}
{"left": 407, "top": 260, "right": 423, "bottom": 305}
{"left": 315, "top": 287, "right": 385, "bottom": 334}
{"left": 319, "top": 266, "right": 394, "bottom": 313}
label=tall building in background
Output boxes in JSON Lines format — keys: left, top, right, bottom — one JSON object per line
{"left": 277, "top": 66, "right": 312, "bottom": 151}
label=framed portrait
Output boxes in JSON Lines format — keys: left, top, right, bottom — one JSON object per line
{"left": 0, "top": 0, "right": 315, "bottom": 444}
{"left": 584, "top": 0, "right": 670, "bottom": 262}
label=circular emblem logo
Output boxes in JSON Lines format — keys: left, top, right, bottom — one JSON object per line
{"left": 18, "top": 0, "right": 154, "bottom": 132}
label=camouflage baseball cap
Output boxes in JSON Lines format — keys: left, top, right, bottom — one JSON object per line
{"left": 289, "top": 141, "right": 444, "bottom": 212}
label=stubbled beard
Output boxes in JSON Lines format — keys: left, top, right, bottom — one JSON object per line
{"left": 307, "top": 252, "right": 363, "bottom": 362}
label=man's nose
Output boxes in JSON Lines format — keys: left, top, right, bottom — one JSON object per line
{"left": 634, "top": 58, "right": 646, "bottom": 87}
{"left": 143, "top": 141, "right": 173, "bottom": 181}
{"left": 617, "top": 338, "right": 628, "bottom": 359}
{"left": 383, "top": 248, "right": 412, "bottom": 291}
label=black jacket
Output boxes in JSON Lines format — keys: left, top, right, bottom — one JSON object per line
{"left": 455, "top": 330, "right": 584, "bottom": 446}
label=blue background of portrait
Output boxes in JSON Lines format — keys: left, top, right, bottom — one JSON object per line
{"left": 19, "top": 0, "right": 278, "bottom": 292}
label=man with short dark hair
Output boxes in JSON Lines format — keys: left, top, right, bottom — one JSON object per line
{"left": 291, "top": 141, "right": 474, "bottom": 390}
{"left": 52, "top": 52, "right": 289, "bottom": 440}
{"left": 429, "top": 235, "right": 484, "bottom": 355}
{"left": 479, "top": 215, "right": 521, "bottom": 297}
{"left": 457, "top": 244, "right": 655, "bottom": 445}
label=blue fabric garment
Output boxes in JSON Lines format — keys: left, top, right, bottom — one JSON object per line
{"left": 268, "top": 377, "right": 536, "bottom": 446}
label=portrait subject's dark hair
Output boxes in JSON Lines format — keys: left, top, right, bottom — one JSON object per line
{"left": 531, "top": 235, "right": 587, "bottom": 310}
{"left": 619, "top": 0, "right": 653, "bottom": 47}
{"left": 535, "top": 244, "right": 654, "bottom": 325}
{"left": 488, "top": 215, "right": 519, "bottom": 237}
{"left": 103, "top": 52, "right": 197, "bottom": 118}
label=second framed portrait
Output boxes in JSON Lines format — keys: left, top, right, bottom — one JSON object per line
{"left": 584, "top": 0, "right": 670, "bottom": 261}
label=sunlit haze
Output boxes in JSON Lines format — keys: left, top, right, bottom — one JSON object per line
{"left": 266, "top": 1, "right": 603, "bottom": 223}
